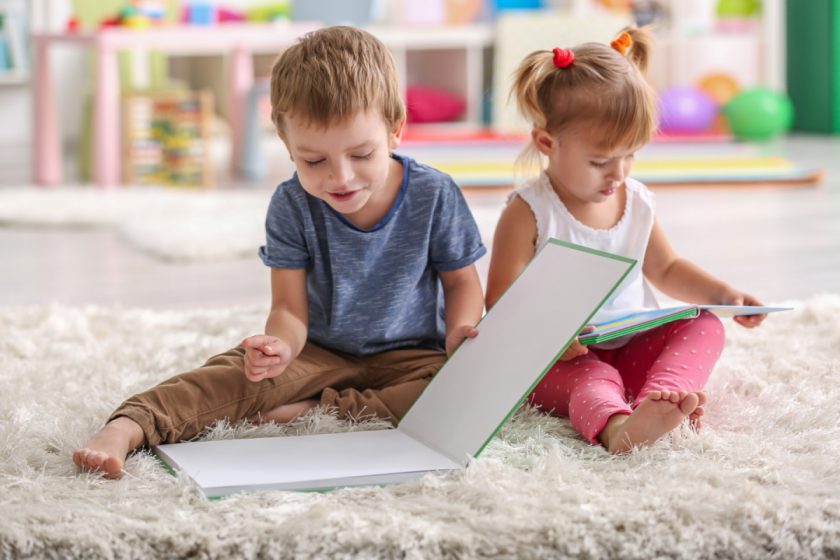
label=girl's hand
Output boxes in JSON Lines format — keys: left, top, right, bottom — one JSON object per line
{"left": 558, "top": 325, "right": 594, "bottom": 361}
{"left": 241, "top": 335, "right": 294, "bottom": 381}
{"left": 720, "top": 290, "right": 766, "bottom": 329}
{"left": 445, "top": 325, "right": 479, "bottom": 357}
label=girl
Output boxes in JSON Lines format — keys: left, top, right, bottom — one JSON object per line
{"left": 485, "top": 28, "right": 766, "bottom": 454}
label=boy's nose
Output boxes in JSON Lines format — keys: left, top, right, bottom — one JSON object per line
{"left": 329, "top": 161, "right": 354, "bottom": 185}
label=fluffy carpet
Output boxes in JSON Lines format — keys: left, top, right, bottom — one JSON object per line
{"left": 1, "top": 296, "right": 838, "bottom": 559}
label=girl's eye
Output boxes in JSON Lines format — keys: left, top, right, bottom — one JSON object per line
{"left": 352, "top": 151, "right": 375, "bottom": 160}
{"left": 590, "top": 161, "right": 607, "bottom": 168}
{"left": 303, "top": 159, "right": 325, "bottom": 166}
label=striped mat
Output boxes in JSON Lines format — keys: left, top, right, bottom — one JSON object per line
{"left": 399, "top": 138, "right": 822, "bottom": 189}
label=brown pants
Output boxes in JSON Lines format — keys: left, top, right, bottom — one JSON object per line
{"left": 109, "top": 342, "right": 446, "bottom": 446}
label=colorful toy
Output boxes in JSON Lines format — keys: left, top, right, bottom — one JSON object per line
{"left": 723, "top": 88, "right": 793, "bottom": 141}
{"left": 697, "top": 72, "right": 741, "bottom": 106}
{"left": 658, "top": 86, "right": 718, "bottom": 134}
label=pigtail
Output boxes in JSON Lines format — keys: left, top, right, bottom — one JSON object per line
{"left": 510, "top": 50, "right": 555, "bottom": 128}
{"left": 614, "top": 26, "right": 654, "bottom": 74}
{"left": 509, "top": 51, "right": 557, "bottom": 175}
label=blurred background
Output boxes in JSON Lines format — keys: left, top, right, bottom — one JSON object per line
{"left": 0, "top": 0, "right": 838, "bottom": 309}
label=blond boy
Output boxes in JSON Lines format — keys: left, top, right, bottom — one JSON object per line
{"left": 74, "top": 26, "right": 486, "bottom": 478}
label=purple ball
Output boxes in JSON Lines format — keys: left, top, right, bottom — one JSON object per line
{"left": 658, "top": 87, "right": 718, "bottom": 134}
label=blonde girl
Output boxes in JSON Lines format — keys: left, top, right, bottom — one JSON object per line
{"left": 485, "top": 28, "right": 765, "bottom": 453}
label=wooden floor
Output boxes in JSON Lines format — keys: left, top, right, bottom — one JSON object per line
{"left": 1, "top": 134, "right": 839, "bottom": 310}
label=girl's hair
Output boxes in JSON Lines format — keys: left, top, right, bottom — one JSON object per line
{"left": 270, "top": 26, "right": 406, "bottom": 137}
{"left": 510, "top": 27, "right": 659, "bottom": 170}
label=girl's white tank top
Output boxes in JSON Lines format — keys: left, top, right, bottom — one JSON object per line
{"left": 512, "top": 172, "right": 659, "bottom": 345}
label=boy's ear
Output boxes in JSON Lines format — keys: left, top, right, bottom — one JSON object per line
{"left": 389, "top": 118, "right": 406, "bottom": 149}
{"left": 531, "top": 127, "right": 555, "bottom": 156}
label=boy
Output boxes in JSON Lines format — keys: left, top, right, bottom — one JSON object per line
{"left": 74, "top": 26, "right": 486, "bottom": 479}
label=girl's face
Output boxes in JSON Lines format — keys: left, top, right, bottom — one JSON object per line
{"left": 533, "top": 124, "right": 639, "bottom": 206}
{"left": 282, "top": 109, "right": 404, "bottom": 225}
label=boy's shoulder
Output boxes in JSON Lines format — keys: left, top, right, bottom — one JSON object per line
{"left": 399, "top": 154, "right": 460, "bottom": 196}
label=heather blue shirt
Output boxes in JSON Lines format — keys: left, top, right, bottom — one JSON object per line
{"left": 258, "top": 154, "right": 486, "bottom": 356}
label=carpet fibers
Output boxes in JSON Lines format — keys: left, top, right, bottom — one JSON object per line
{"left": 1, "top": 297, "right": 839, "bottom": 559}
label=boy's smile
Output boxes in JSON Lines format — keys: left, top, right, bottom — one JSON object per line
{"left": 282, "top": 110, "right": 405, "bottom": 229}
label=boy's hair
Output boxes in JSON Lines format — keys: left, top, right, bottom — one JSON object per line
{"left": 510, "top": 27, "right": 658, "bottom": 168}
{"left": 270, "top": 26, "right": 405, "bottom": 136}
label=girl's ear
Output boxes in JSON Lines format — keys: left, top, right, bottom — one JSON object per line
{"left": 531, "top": 127, "right": 555, "bottom": 156}
{"left": 389, "top": 118, "right": 406, "bottom": 149}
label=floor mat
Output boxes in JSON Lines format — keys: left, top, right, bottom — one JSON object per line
{"left": 400, "top": 136, "right": 823, "bottom": 189}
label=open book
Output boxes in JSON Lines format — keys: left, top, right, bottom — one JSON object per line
{"left": 579, "top": 304, "right": 793, "bottom": 345}
{"left": 154, "top": 239, "right": 635, "bottom": 497}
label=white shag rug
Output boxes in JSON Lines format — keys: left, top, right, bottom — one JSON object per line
{"left": 1, "top": 296, "right": 839, "bottom": 559}
{"left": 0, "top": 186, "right": 502, "bottom": 263}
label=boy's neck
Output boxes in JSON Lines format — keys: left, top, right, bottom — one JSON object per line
{"left": 339, "top": 154, "right": 405, "bottom": 231}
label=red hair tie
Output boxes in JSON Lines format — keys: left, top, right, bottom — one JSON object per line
{"left": 552, "top": 48, "right": 574, "bottom": 69}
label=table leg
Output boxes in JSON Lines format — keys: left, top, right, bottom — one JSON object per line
{"left": 93, "top": 45, "right": 121, "bottom": 187}
{"left": 229, "top": 46, "right": 254, "bottom": 177}
{"left": 32, "top": 37, "right": 62, "bottom": 186}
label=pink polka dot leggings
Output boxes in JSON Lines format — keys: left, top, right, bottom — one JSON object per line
{"left": 528, "top": 310, "right": 725, "bottom": 445}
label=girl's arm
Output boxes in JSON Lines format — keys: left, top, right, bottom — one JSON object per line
{"left": 643, "top": 219, "right": 765, "bottom": 328}
{"left": 440, "top": 264, "right": 484, "bottom": 356}
{"left": 485, "top": 196, "right": 591, "bottom": 358}
{"left": 485, "top": 196, "right": 538, "bottom": 310}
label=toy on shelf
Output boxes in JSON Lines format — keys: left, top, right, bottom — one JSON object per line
{"left": 122, "top": 89, "right": 215, "bottom": 187}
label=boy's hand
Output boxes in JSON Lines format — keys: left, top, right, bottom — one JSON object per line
{"left": 720, "top": 290, "right": 766, "bottom": 329}
{"left": 241, "top": 335, "right": 294, "bottom": 382}
{"left": 445, "top": 325, "right": 479, "bottom": 357}
{"left": 558, "top": 325, "right": 593, "bottom": 361}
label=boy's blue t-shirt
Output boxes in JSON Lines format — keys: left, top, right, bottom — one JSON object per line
{"left": 258, "top": 154, "right": 486, "bottom": 356}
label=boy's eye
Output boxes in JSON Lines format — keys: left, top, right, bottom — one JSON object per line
{"left": 303, "top": 158, "right": 325, "bottom": 166}
{"left": 352, "top": 151, "right": 375, "bottom": 160}
{"left": 590, "top": 161, "right": 607, "bottom": 168}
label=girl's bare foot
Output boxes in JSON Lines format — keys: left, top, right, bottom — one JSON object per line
{"left": 73, "top": 417, "right": 145, "bottom": 479}
{"left": 252, "top": 399, "right": 319, "bottom": 424}
{"left": 600, "top": 390, "right": 703, "bottom": 454}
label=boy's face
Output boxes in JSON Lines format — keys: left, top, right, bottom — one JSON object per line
{"left": 282, "top": 110, "right": 404, "bottom": 223}
{"left": 533, "top": 124, "right": 638, "bottom": 205}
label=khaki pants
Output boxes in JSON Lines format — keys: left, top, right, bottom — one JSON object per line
{"left": 109, "top": 342, "right": 446, "bottom": 446}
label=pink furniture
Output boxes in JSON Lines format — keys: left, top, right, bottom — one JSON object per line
{"left": 32, "top": 22, "right": 319, "bottom": 187}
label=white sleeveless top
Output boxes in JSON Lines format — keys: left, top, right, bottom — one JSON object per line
{"left": 513, "top": 172, "right": 659, "bottom": 347}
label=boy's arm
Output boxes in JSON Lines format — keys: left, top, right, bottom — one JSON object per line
{"left": 439, "top": 264, "right": 484, "bottom": 356}
{"left": 264, "top": 267, "right": 309, "bottom": 353}
{"left": 242, "top": 267, "right": 309, "bottom": 381}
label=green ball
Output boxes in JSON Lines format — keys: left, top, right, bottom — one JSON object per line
{"left": 723, "top": 88, "right": 794, "bottom": 141}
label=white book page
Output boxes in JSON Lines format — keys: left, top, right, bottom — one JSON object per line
{"left": 155, "top": 429, "right": 460, "bottom": 495}
{"left": 398, "top": 240, "right": 633, "bottom": 463}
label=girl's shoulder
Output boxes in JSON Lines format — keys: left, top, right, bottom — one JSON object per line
{"left": 508, "top": 171, "right": 552, "bottom": 205}
{"left": 625, "top": 176, "right": 655, "bottom": 210}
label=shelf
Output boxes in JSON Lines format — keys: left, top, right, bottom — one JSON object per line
{"left": 0, "top": 71, "right": 27, "bottom": 84}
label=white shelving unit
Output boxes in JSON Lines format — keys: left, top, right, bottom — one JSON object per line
{"left": 367, "top": 23, "right": 494, "bottom": 128}
{"left": 648, "top": 0, "right": 785, "bottom": 92}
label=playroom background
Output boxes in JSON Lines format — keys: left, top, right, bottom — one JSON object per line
{"left": 0, "top": 0, "right": 838, "bottom": 309}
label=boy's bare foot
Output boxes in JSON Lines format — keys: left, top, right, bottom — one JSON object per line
{"left": 73, "top": 417, "right": 145, "bottom": 479}
{"left": 600, "top": 390, "right": 703, "bottom": 454}
{"left": 253, "top": 399, "right": 319, "bottom": 424}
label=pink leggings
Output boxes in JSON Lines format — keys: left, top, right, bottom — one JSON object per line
{"left": 528, "top": 311, "right": 725, "bottom": 444}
